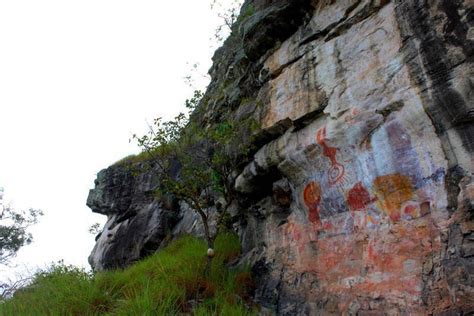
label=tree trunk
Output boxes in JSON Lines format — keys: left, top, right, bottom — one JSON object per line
{"left": 196, "top": 207, "right": 214, "bottom": 277}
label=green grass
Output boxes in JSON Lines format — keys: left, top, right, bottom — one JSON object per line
{"left": 0, "top": 233, "right": 256, "bottom": 315}
{"left": 112, "top": 152, "right": 152, "bottom": 166}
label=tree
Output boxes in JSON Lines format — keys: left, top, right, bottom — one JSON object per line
{"left": 133, "top": 90, "right": 238, "bottom": 273}
{"left": 0, "top": 273, "right": 32, "bottom": 301}
{"left": 210, "top": 0, "right": 244, "bottom": 43}
{"left": 0, "top": 201, "right": 43, "bottom": 266}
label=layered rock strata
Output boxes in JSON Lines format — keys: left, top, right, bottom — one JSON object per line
{"left": 88, "top": 0, "right": 473, "bottom": 314}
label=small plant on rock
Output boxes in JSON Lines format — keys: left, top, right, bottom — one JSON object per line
{"left": 133, "top": 90, "right": 238, "bottom": 273}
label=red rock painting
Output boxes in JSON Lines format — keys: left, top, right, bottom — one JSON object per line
{"left": 286, "top": 216, "right": 440, "bottom": 314}
{"left": 316, "top": 127, "right": 345, "bottom": 186}
{"left": 347, "top": 182, "right": 375, "bottom": 211}
{"left": 403, "top": 202, "right": 418, "bottom": 218}
{"left": 347, "top": 182, "right": 377, "bottom": 227}
{"left": 303, "top": 181, "right": 321, "bottom": 224}
{"left": 343, "top": 108, "right": 361, "bottom": 125}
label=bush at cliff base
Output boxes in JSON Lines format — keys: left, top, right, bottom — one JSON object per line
{"left": 0, "top": 233, "right": 256, "bottom": 315}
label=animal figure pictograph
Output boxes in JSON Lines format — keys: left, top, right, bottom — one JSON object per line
{"left": 317, "top": 127, "right": 345, "bottom": 186}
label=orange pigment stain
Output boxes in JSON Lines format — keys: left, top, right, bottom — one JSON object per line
{"left": 366, "top": 213, "right": 379, "bottom": 225}
{"left": 304, "top": 181, "right": 321, "bottom": 224}
{"left": 286, "top": 213, "right": 440, "bottom": 312}
{"left": 292, "top": 174, "right": 439, "bottom": 313}
{"left": 372, "top": 174, "right": 414, "bottom": 222}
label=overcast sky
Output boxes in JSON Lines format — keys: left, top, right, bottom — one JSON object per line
{"left": 0, "top": 0, "right": 239, "bottom": 280}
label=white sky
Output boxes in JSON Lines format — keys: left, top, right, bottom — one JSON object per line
{"left": 0, "top": 0, "right": 238, "bottom": 280}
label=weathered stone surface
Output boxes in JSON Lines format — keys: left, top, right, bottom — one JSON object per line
{"left": 87, "top": 0, "right": 473, "bottom": 314}
{"left": 87, "top": 163, "right": 220, "bottom": 271}
{"left": 239, "top": 0, "right": 314, "bottom": 62}
{"left": 87, "top": 163, "right": 198, "bottom": 271}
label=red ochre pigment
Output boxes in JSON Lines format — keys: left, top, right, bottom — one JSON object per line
{"left": 347, "top": 182, "right": 374, "bottom": 211}
{"left": 316, "top": 127, "right": 345, "bottom": 185}
{"left": 303, "top": 181, "right": 321, "bottom": 224}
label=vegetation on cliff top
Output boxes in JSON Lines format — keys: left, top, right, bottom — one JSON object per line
{"left": 0, "top": 233, "right": 256, "bottom": 315}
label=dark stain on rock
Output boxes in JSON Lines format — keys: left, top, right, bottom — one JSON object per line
{"left": 440, "top": 0, "right": 474, "bottom": 58}
{"left": 395, "top": 0, "right": 474, "bottom": 156}
{"left": 241, "top": 0, "right": 315, "bottom": 61}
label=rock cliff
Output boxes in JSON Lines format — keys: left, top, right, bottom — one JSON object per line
{"left": 87, "top": 0, "right": 473, "bottom": 314}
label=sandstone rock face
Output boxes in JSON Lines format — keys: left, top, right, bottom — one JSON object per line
{"left": 88, "top": 0, "right": 473, "bottom": 314}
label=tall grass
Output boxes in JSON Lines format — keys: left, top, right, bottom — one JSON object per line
{"left": 0, "top": 233, "right": 256, "bottom": 315}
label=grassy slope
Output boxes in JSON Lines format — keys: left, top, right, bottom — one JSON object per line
{"left": 1, "top": 233, "right": 256, "bottom": 315}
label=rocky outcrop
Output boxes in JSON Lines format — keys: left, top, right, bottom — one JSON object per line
{"left": 88, "top": 0, "right": 473, "bottom": 314}
{"left": 86, "top": 164, "right": 217, "bottom": 270}
{"left": 86, "top": 164, "right": 175, "bottom": 269}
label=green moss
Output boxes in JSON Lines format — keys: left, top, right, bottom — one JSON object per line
{"left": 239, "top": 97, "right": 254, "bottom": 106}
{"left": 0, "top": 234, "right": 256, "bottom": 315}
{"left": 236, "top": 4, "right": 255, "bottom": 25}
